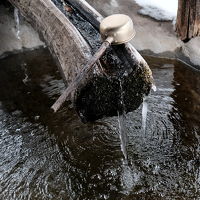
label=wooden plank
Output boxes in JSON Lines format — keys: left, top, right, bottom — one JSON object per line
{"left": 176, "top": 0, "right": 200, "bottom": 41}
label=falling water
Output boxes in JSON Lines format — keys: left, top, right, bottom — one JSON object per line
{"left": 151, "top": 83, "right": 157, "bottom": 92}
{"left": 14, "top": 8, "right": 20, "bottom": 40}
{"left": 141, "top": 97, "right": 148, "bottom": 134}
{"left": 140, "top": 83, "right": 156, "bottom": 134}
{"left": 118, "top": 112, "right": 128, "bottom": 163}
{"left": 118, "top": 80, "right": 128, "bottom": 164}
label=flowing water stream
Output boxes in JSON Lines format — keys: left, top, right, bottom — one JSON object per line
{"left": 14, "top": 8, "right": 20, "bottom": 40}
{"left": 141, "top": 97, "right": 148, "bottom": 134}
{"left": 0, "top": 48, "right": 200, "bottom": 200}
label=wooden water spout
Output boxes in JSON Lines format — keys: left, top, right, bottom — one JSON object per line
{"left": 51, "top": 14, "right": 136, "bottom": 112}
{"left": 7, "top": 0, "right": 154, "bottom": 122}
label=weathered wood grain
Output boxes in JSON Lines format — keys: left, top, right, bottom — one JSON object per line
{"left": 176, "top": 0, "right": 200, "bottom": 41}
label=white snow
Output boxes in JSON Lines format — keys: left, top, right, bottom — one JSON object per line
{"left": 182, "top": 37, "right": 200, "bottom": 66}
{"left": 135, "top": 0, "right": 178, "bottom": 21}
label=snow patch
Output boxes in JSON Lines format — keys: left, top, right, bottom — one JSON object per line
{"left": 182, "top": 37, "right": 200, "bottom": 66}
{"left": 110, "top": 0, "right": 119, "bottom": 7}
{"left": 135, "top": 0, "right": 178, "bottom": 21}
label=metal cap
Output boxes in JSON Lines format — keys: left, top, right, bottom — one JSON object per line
{"left": 100, "top": 14, "right": 136, "bottom": 45}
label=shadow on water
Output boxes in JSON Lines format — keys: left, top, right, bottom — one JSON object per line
{"left": 0, "top": 48, "right": 199, "bottom": 200}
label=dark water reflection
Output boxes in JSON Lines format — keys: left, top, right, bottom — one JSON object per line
{"left": 0, "top": 48, "right": 199, "bottom": 200}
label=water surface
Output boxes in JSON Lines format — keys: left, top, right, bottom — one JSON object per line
{"left": 0, "top": 48, "right": 199, "bottom": 200}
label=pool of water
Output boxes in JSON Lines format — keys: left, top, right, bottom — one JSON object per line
{"left": 0, "top": 48, "right": 199, "bottom": 200}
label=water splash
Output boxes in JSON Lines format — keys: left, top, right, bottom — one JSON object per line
{"left": 14, "top": 8, "right": 20, "bottom": 40}
{"left": 141, "top": 97, "right": 148, "bottom": 134}
{"left": 120, "top": 165, "right": 134, "bottom": 195}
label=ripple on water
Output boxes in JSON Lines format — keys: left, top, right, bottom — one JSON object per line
{"left": 0, "top": 49, "right": 199, "bottom": 199}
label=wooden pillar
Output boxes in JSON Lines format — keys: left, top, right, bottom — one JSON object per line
{"left": 176, "top": 0, "right": 200, "bottom": 42}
